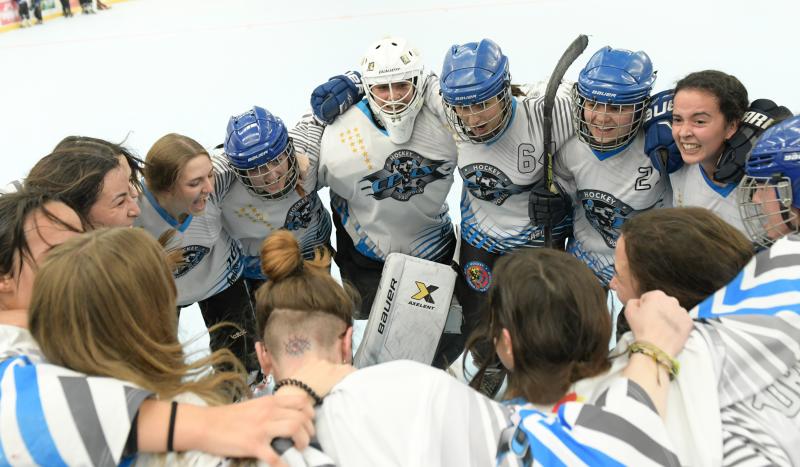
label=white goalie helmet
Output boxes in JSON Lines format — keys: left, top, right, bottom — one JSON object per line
{"left": 360, "top": 36, "right": 426, "bottom": 144}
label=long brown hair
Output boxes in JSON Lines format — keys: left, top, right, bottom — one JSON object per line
{"left": 466, "top": 248, "right": 611, "bottom": 405}
{"left": 144, "top": 133, "right": 209, "bottom": 193}
{"left": 28, "top": 228, "right": 247, "bottom": 404}
{"left": 26, "top": 137, "right": 143, "bottom": 229}
{"left": 255, "top": 231, "right": 356, "bottom": 360}
{"left": 621, "top": 207, "right": 754, "bottom": 310}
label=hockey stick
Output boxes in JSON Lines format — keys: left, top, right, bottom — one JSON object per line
{"left": 543, "top": 34, "right": 589, "bottom": 192}
{"left": 541, "top": 34, "right": 588, "bottom": 248}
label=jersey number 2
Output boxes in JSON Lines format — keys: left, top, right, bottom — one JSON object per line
{"left": 635, "top": 167, "right": 653, "bottom": 191}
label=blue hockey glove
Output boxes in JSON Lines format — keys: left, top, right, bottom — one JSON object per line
{"left": 643, "top": 89, "right": 682, "bottom": 174}
{"left": 310, "top": 71, "right": 364, "bottom": 125}
{"left": 714, "top": 99, "right": 793, "bottom": 184}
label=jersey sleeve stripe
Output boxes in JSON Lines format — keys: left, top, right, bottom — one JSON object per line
{"left": 60, "top": 376, "right": 115, "bottom": 467}
{"left": 572, "top": 404, "right": 678, "bottom": 466}
{"left": 14, "top": 363, "right": 69, "bottom": 466}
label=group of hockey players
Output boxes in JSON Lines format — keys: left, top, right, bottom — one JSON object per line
{"left": 13, "top": 0, "right": 108, "bottom": 27}
{"left": 1, "top": 33, "right": 799, "bottom": 466}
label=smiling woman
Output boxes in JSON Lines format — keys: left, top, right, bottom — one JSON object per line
{"left": 136, "top": 133, "right": 258, "bottom": 372}
{"left": 668, "top": 71, "right": 753, "bottom": 233}
{"left": 22, "top": 136, "right": 143, "bottom": 229}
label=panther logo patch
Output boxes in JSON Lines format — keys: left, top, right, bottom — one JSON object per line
{"left": 578, "top": 190, "right": 633, "bottom": 248}
{"left": 172, "top": 245, "right": 210, "bottom": 278}
{"left": 460, "top": 163, "right": 531, "bottom": 206}
{"left": 361, "top": 149, "right": 451, "bottom": 201}
{"left": 284, "top": 195, "right": 317, "bottom": 230}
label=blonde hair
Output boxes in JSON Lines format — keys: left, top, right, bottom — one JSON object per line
{"left": 255, "top": 231, "right": 356, "bottom": 359}
{"left": 144, "top": 133, "right": 209, "bottom": 193}
{"left": 28, "top": 228, "right": 247, "bottom": 404}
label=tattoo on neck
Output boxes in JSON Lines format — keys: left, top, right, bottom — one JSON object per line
{"left": 285, "top": 335, "right": 311, "bottom": 356}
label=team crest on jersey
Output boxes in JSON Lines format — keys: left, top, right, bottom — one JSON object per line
{"left": 284, "top": 195, "right": 316, "bottom": 230}
{"left": 460, "top": 163, "right": 530, "bottom": 206}
{"left": 578, "top": 190, "right": 633, "bottom": 248}
{"left": 361, "top": 149, "right": 450, "bottom": 201}
{"left": 464, "top": 261, "right": 491, "bottom": 293}
{"left": 172, "top": 245, "right": 210, "bottom": 278}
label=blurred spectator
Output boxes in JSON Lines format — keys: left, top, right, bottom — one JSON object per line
{"left": 79, "top": 0, "right": 95, "bottom": 14}
{"left": 15, "top": 0, "right": 31, "bottom": 27}
{"left": 31, "top": 0, "right": 42, "bottom": 24}
{"left": 59, "top": 0, "right": 73, "bottom": 17}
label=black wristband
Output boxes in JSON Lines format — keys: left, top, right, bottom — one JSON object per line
{"left": 167, "top": 401, "right": 178, "bottom": 452}
{"left": 274, "top": 378, "right": 324, "bottom": 406}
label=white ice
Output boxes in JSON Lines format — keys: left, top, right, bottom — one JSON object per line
{"left": 2, "top": 0, "right": 797, "bottom": 358}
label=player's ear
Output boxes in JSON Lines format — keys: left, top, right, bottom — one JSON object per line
{"left": 341, "top": 326, "right": 353, "bottom": 364}
{"left": 724, "top": 119, "right": 740, "bottom": 141}
{"left": 496, "top": 328, "right": 515, "bottom": 370}
{"left": 255, "top": 341, "right": 273, "bottom": 377}
{"left": 0, "top": 273, "right": 15, "bottom": 296}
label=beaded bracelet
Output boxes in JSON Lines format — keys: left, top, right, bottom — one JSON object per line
{"left": 628, "top": 341, "right": 680, "bottom": 384}
{"left": 274, "top": 378, "right": 324, "bottom": 406}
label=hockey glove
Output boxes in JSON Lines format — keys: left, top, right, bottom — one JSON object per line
{"left": 714, "top": 99, "right": 793, "bottom": 184}
{"left": 529, "top": 182, "right": 572, "bottom": 230}
{"left": 643, "top": 89, "right": 682, "bottom": 174}
{"left": 310, "top": 71, "right": 364, "bottom": 125}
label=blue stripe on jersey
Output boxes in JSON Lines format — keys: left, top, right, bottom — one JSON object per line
{"left": 0, "top": 358, "right": 13, "bottom": 464}
{"left": 411, "top": 216, "right": 454, "bottom": 260}
{"left": 13, "top": 358, "right": 69, "bottom": 467}
{"left": 119, "top": 455, "right": 136, "bottom": 467}
{"left": 355, "top": 238, "right": 381, "bottom": 260}
{"left": 355, "top": 99, "right": 388, "bottom": 136}
{"left": 517, "top": 407, "right": 624, "bottom": 467}
{"left": 590, "top": 144, "right": 627, "bottom": 161}
{"left": 460, "top": 192, "right": 568, "bottom": 254}
{"left": 699, "top": 165, "right": 736, "bottom": 197}
{"left": 142, "top": 184, "right": 193, "bottom": 232}
{"left": 695, "top": 268, "right": 800, "bottom": 318}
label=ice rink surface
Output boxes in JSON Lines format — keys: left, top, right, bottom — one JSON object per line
{"left": 2, "top": 0, "right": 798, "bottom": 356}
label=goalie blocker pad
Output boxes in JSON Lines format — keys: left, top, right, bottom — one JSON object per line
{"left": 354, "top": 253, "right": 458, "bottom": 368}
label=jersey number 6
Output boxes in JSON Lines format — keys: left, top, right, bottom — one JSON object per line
{"left": 517, "top": 143, "right": 538, "bottom": 174}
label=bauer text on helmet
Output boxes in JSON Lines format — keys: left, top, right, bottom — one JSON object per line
{"left": 440, "top": 38, "right": 513, "bottom": 144}
{"left": 360, "top": 36, "right": 426, "bottom": 145}
{"left": 573, "top": 46, "right": 655, "bottom": 152}
{"left": 224, "top": 106, "right": 299, "bottom": 200}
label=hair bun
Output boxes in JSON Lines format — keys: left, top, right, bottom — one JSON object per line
{"left": 260, "top": 230, "right": 303, "bottom": 282}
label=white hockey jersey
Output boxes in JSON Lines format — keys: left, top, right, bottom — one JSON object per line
{"left": 0, "top": 325, "right": 151, "bottom": 466}
{"left": 555, "top": 133, "right": 668, "bottom": 284}
{"left": 448, "top": 82, "right": 575, "bottom": 254}
{"left": 291, "top": 99, "right": 457, "bottom": 262}
{"left": 210, "top": 152, "right": 332, "bottom": 280}
{"left": 135, "top": 184, "right": 243, "bottom": 306}
{"left": 669, "top": 163, "right": 746, "bottom": 233}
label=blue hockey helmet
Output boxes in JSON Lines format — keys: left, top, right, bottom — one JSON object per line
{"left": 739, "top": 114, "right": 800, "bottom": 246}
{"left": 224, "top": 106, "right": 298, "bottom": 200}
{"left": 573, "top": 46, "right": 656, "bottom": 152}
{"left": 440, "top": 39, "right": 512, "bottom": 144}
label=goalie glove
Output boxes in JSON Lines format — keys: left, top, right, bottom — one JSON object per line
{"left": 714, "top": 99, "right": 793, "bottom": 184}
{"left": 309, "top": 71, "right": 364, "bottom": 125}
{"left": 643, "top": 89, "right": 683, "bottom": 174}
